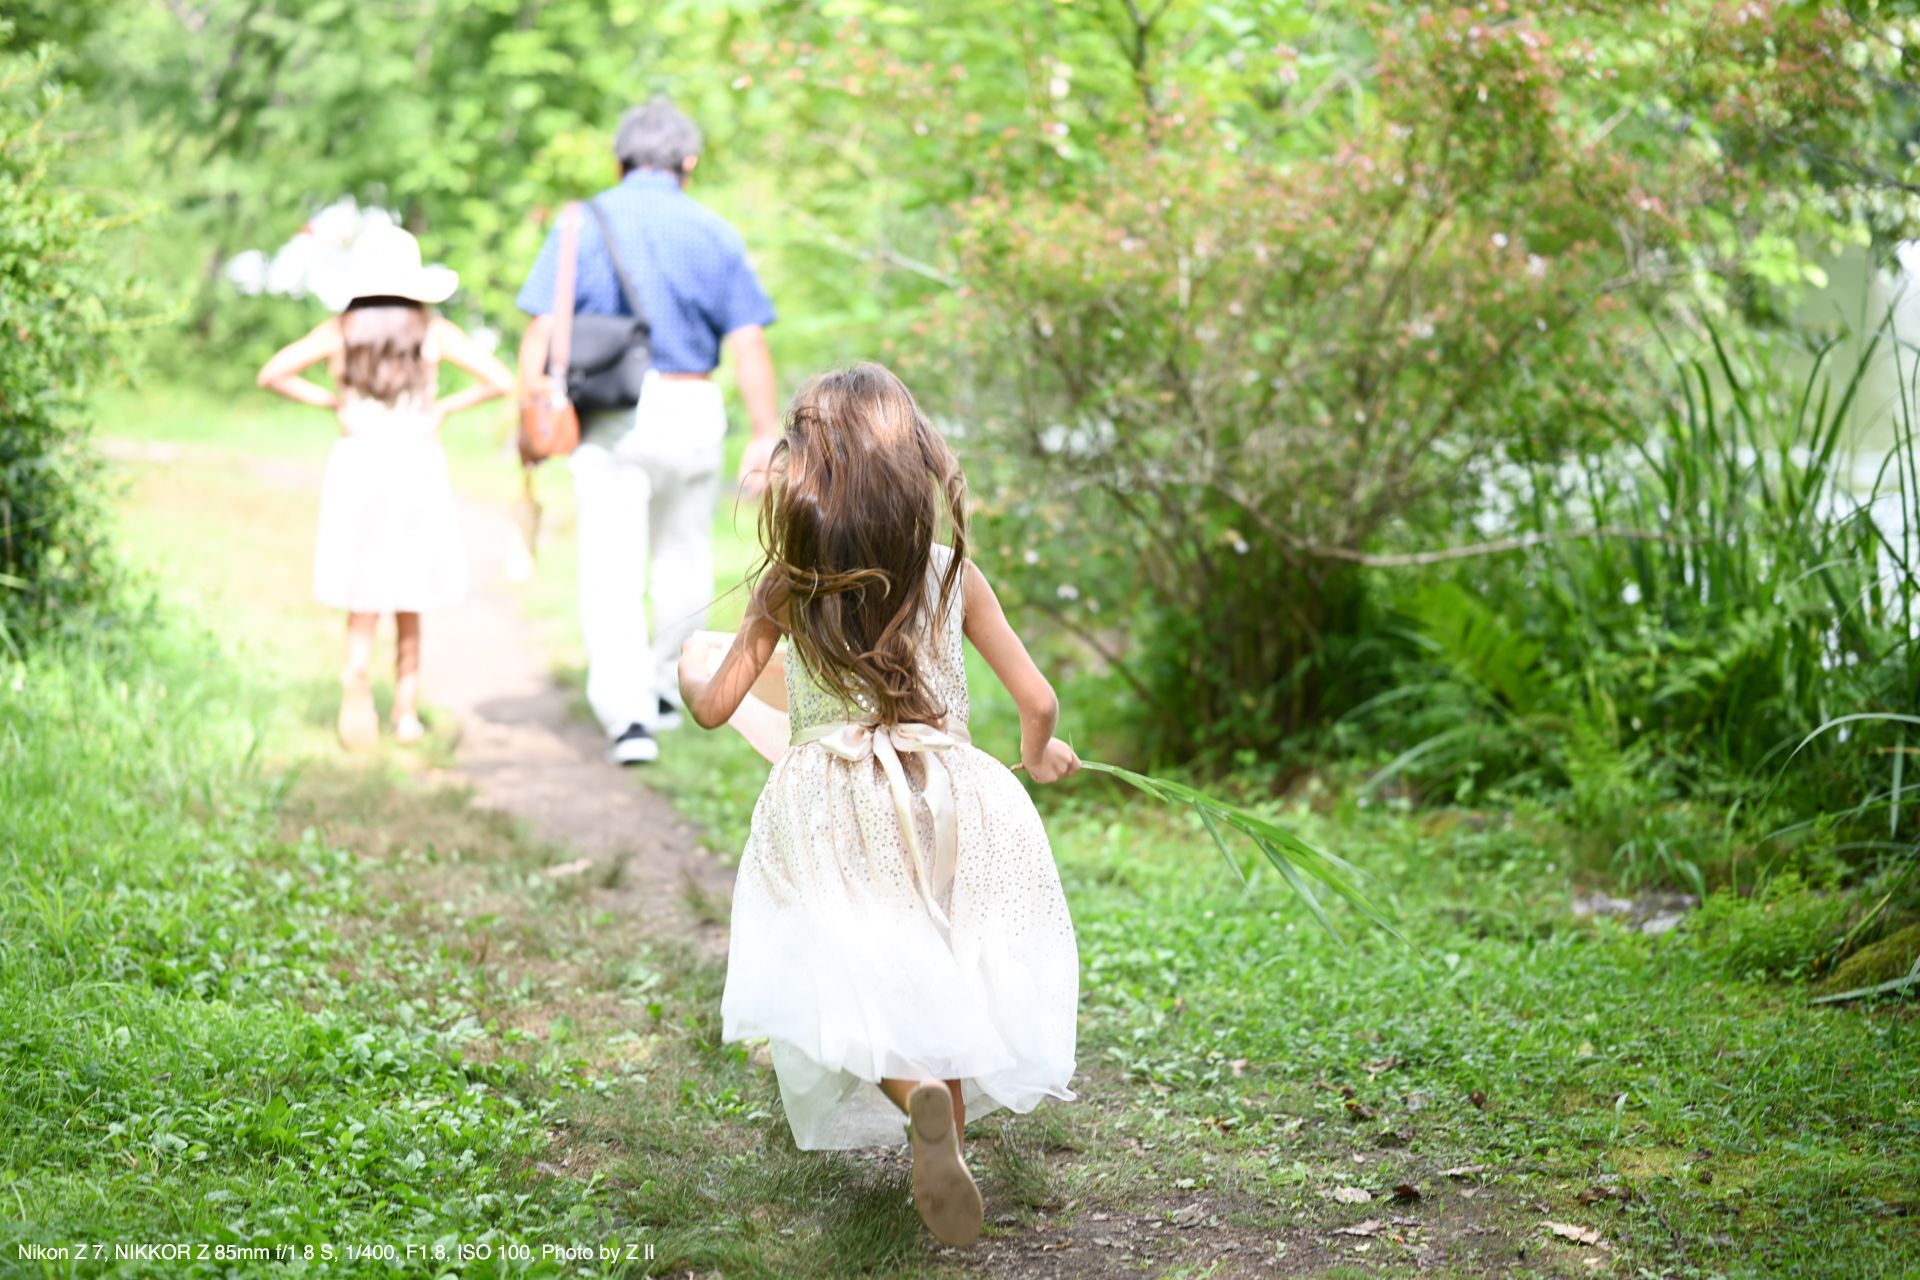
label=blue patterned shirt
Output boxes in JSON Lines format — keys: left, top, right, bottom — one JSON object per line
{"left": 515, "top": 170, "right": 776, "bottom": 374}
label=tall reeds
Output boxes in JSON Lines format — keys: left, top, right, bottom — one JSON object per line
{"left": 1360, "top": 325, "right": 1919, "bottom": 891}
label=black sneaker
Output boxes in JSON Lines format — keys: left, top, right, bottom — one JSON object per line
{"left": 608, "top": 722, "right": 659, "bottom": 765}
{"left": 656, "top": 697, "right": 684, "bottom": 732}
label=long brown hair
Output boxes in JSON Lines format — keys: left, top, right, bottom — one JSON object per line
{"left": 758, "top": 362, "right": 969, "bottom": 726}
{"left": 339, "top": 296, "right": 430, "bottom": 402}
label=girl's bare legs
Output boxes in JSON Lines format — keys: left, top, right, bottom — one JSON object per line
{"left": 393, "top": 612, "right": 424, "bottom": 743}
{"left": 879, "top": 1077, "right": 967, "bottom": 1147}
{"left": 339, "top": 612, "right": 380, "bottom": 750}
{"left": 882, "top": 1076, "right": 981, "bottom": 1247}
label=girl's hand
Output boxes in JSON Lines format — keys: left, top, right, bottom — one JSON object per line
{"left": 678, "top": 632, "right": 730, "bottom": 697}
{"left": 1022, "top": 737, "right": 1081, "bottom": 784}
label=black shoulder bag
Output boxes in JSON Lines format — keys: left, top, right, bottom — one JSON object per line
{"left": 566, "top": 199, "right": 654, "bottom": 414}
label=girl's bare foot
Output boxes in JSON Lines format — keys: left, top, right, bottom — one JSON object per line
{"left": 338, "top": 675, "right": 378, "bottom": 751}
{"left": 392, "top": 714, "right": 425, "bottom": 744}
{"left": 908, "top": 1080, "right": 982, "bottom": 1247}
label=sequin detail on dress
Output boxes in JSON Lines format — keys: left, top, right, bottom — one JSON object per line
{"left": 722, "top": 545, "right": 1079, "bottom": 1149}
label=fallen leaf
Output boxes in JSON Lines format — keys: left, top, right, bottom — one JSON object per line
{"left": 1468, "top": 1089, "right": 1487, "bottom": 1109}
{"left": 1544, "top": 1221, "right": 1603, "bottom": 1246}
{"left": 1576, "top": 1185, "right": 1631, "bottom": 1205}
{"left": 1365, "top": 1055, "right": 1404, "bottom": 1078}
{"left": 541, "top": 857, "right": 593, "bottom": 878}
{"left": 1376, "top": 1129, "right": 1406, "bottom": 1148}
{"left": 1090, "top": 1212, "right": 1111, "bottom": 1222}
{"left": 1392, "top": 1183, "right": 1422, "bottom": 1201}
{"left": 1332, "top": 1186, "right": 1372, "bottom": 1204}
{"left": 1344, "top": 1100, "right": 1378, "bottom": 1122}
{"left": 1440, "top": 1164, "right": 1490, "bottom": 1178}
{"left": 1334, "top": 1219, "right": 1385, "bottom": 1237}
{"left": 1173, "top": 1204, "right": 1206, "bottom": 1227}
{"left": 1230, "top": 1058, "right": 1249, "bottom": 1078}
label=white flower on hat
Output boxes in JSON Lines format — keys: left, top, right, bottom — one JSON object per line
{"left": 226, "top": 198, "right": 457, "bottom": 312}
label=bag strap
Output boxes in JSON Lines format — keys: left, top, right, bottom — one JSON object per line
{"left": 583, "top": 198, "right": 652, "bottom": 336}
{"left": 548, "top": 203, "right": 581, "bottom": 384}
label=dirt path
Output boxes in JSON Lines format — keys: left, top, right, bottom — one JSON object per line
{"left": 108, "top": 429, "right": 738, "bottom": 940}
{"left": 424, "top": 492, "right": 737, "bottom": 945}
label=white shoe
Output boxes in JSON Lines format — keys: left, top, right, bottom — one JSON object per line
{"left": 608, "top": 723, "right": 659, "bottom": 765}
{"left": 909, "top": 1082, "right": 982, "bottom": 1247}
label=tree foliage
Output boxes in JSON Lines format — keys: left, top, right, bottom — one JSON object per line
{"left": 0, "top": 47, "right": 128, "bottom": 648}
{"left": 742, "top": 1, "right": 1920, "bottom": 759}
{"left": 48, "top": 0, "right": 1920, "bottom": 768}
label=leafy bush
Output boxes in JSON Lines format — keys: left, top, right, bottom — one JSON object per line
{"left": 947, "top": 3, "right": 1905, "bottom": 763}
{"left": 0, "top": 48, "right": 127, "bottom": 648}
{"left": 1359, "top": 330, "right": 1920, "bottom": 881}
{"left": 1691, "top": 874, "right": 1852, "bottom": 983}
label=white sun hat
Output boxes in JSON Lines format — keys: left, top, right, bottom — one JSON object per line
{"left": 312, "top": 222, "right": 458, "bottom": 311}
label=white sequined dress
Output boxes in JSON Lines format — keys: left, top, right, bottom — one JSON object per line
{"left": 721, "top": 544, "right": 1079, "bottom": 1149}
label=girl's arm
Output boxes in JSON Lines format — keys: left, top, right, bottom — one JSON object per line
{"left": 428, "top": 317, "right": 518, "bottom": 422}
{"left": 679, "top": 581, "right": 786, "bottom": 729}
{"left": 257, "top": 319, "right": 344, "bottom": 408}
{"left": 961, "top": 561, "right": 1081, "bottom": 783}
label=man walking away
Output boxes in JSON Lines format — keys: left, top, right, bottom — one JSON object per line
{"left": 516, "top": 97, "right": 779, "bottom": 765}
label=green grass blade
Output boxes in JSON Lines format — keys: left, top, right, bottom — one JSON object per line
{"left": 1079, "top": 759, "right": 1403, "bottom": 945}
{"left": 1194, "top": 800, "right": 1247, "bottom": 887}
{"left": 1260, "top": 840, "right": 1343, "bottom": 945}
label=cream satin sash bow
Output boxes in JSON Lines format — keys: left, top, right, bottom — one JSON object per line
{"left": 791, "top": 720, "right": 970, "bottom": 928}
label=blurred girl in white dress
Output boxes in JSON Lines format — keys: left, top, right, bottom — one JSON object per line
{"left": 257, "top": 225, "right": 515, "bottom": 748}
{"left": 677, "top": 362, "right": 1081, "bottom": 1248}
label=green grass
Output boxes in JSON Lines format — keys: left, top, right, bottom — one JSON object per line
{"left": 645, "top": 743, "right": 1920, "bottom": 1277}
{"left": 5, "top": 382, "right": 1914, "bottom": 1276}
{"left": 0, "top": 633, "right": 591, "bottom": 1270}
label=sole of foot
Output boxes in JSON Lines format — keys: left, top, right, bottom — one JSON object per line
{"left": 909, "top": 1082, "right": 982, "bottom": 1248}
{"left": 338, "top": 679, "right": 378, "bottom": 751}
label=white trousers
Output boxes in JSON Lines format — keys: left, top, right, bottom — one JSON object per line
{"left": 571, "top": 373, "right": 727, "bottom": 735}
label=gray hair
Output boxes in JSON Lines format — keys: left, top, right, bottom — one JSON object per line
{"left": 614, "top": 97, "right": 703, "bottom": 174}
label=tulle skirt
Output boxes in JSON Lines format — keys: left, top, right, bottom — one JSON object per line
{"left": 722, "top": 740, "right": 1079, "bottom": 1149}
{"left": 312, "top": 432, "right": 467, "bottom": 613}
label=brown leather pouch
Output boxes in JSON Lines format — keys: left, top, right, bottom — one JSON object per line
{"left": 518, "top": 376, "right": 579, "bottom": 464}
{"left": 517, "top": 203, "right": 583, "bottom": 463}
